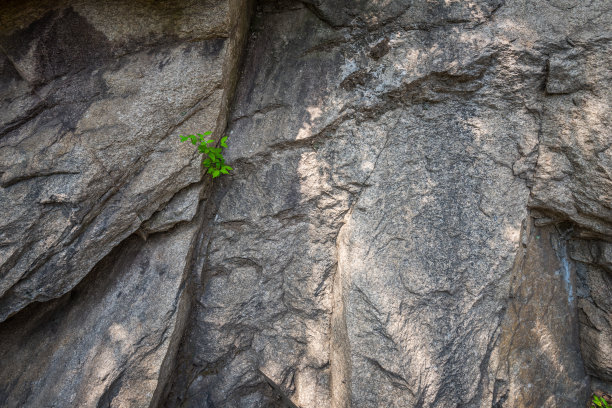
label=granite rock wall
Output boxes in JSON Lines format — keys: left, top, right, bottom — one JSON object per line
{"left": 0, "top": 0, "right": 610, "bottom": 407}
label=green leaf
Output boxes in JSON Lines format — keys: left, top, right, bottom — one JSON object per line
{"left": 182, "top": 130, "right": 231, "bottom": 179}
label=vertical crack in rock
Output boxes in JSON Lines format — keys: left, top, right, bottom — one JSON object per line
{"left": 519, "top": 27, "right": 612, "bottom": 402}
{"left": 0, "top": 220, "right": 201, "bottom": 407}
{"left": 331, "top": 212, "right": 353, "bottom": 408}
{"left": 330, "top": 116, "right": 400, "bottom": 408}
{"left": 571, "top": 238, "right": 612, "bottom": 396}
{"left": 160, "top": 0, "right": 611, "bottom": 406}
{"left": 0, "top": 0, "right": 252, "bottom": 322}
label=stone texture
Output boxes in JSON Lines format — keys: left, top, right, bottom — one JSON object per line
{"left": 496, "top": 221, "right": 589, "bottom": 407}
{"left": 164, "top": 1, "right": 610, "bottom": 407}
{"left": 0, "top": 221, "right": 199, "bottom": 407}
{"left": 0, "top": 0, "right": 249, "bottom": 322}
{"left": 530, "top": 37, "right": 612, "bottom": 237}
{"left": 0, "top": 0, "right": 610, "bottom": 407}
{"left": 571, "top": 239, "right": 612, "bottom": 396}
{"left": 0, "top": 0, "right": 252, "bottom": 406}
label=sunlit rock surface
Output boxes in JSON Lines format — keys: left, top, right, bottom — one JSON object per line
{"left": 0, "top": 0, "right": 610, "bottom": 407}
{"left": 165, "top": 1, "right": 611, "bottom": 407}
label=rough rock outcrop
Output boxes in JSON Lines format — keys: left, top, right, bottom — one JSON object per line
{"left": 0, "top": 223, "right": 199, "bottom": 407}
{"left": 497, "top": 221, "right": 589, "bottom": 407}
{"left": 0, "top": 0, "right": 248, "bottom": 321}
{"left": 164, "top": 1, "right": 611, "bottom": 407}
{"left": 0, "top": 0, "right": 251, "bottom": 406}
{"left": 0, "top": 0, "right": 611, "bottom": 407}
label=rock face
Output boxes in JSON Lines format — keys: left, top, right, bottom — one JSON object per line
{"left": 0, "top": 0, "right": 249, "bottom": 322}
{"left": 1, "top": 0, "right": 611, "bottom": 407}
{"left": 164, "top": 1, "right": 611, "bottom": 407}
{"left": 0, "top": 0, "right": 251, "bottom": 406}
{"left": 497, "top": 221, "right": 589, "bottom": 407}
{"left": 0, "top": 223, "right": 199, "bottom": 407}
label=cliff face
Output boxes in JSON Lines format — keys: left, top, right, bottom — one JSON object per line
{"left": 0, "top": 1, "right": 610, "bottom": 407}
{"left": 0, "top": 1, "right": 251, "bottom": 406}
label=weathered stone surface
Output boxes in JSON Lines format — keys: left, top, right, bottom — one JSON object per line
{"left": 523, "top": 1, "right": 612, "bottom": 400}
{"left": 530, "top": 37, "right": 612, "bottom": 237}
{"left": 0, "top": 0, "right": 252, "bottom": 406}
{"left": 496, "top": 221, "right": 589, "bottom": 407}
{"left": 0, "top": 221, "right": 198, "bottom": 407}
{"left": 0, "top": 0, "right": 248, "bottom": 322}
{"left": 0, "top": 0, "right": 610, "bottom": 407}
{"left": 164, "top": 1, "right": 610, "bottom": 407}
{"left": 141, "top": 183, "right": 203, "bottom": 235}
{"left": 571, "top": 239, "right": 612, "bottom": 395}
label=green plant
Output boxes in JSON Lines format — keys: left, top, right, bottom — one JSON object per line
{"left": 592, "top": 395, "right": 611, "bottom": 408}
{"left": 180, "top": 131, "right": 233, "bottom": 178}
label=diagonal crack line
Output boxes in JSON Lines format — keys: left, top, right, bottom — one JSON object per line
{"left": 364, "top": 357, "right": 416, "bottom": 396}
{"left": 233, "top": 59, "right": 489, "bottom": 166}
{"left": 231, "top": 103, "right": 289, "bottom": 123}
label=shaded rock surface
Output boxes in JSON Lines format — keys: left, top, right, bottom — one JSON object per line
{"left": 572, "top": 238, "right": 612, "bottom": 396}
{"left": 0, "top": 0, "right": 611, "bottom": 407}
{"left": 0, "top": 0, "right": 248, "bottom": 322}
{"left": 0, "top": 0, "right": 251, "bottom": 406}
{"left": 496, "top": 221, "right": 589, "bottom": 407}
{"left": 0, "top": 222, "right": 198, "bottom": 407}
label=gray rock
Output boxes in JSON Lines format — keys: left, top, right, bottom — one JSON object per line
{"left": 141, "top": 183, "right": 204, "bottom": 235}
{"left": 0, "top": 0, "right": 611, "bottom": 407}
{"left": 0, "top": 221, "right": 199, "bottom": 407}
{"left": 531, "top": 36, "right": 612, "bottom": 237}
{"left": 165, "top": 1, "right": 610, "bottom": 407}
{"left": 0, "top": 0, "right": 249, "bottom": 321}
{"left": 570, "top": 239, "right": 612, "bottom": 390}
{"left": 0, "top": 0, "right": 252, "bottom": 406}
{"left": 496, "top": 222, "right": 590, "bottom": 407}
